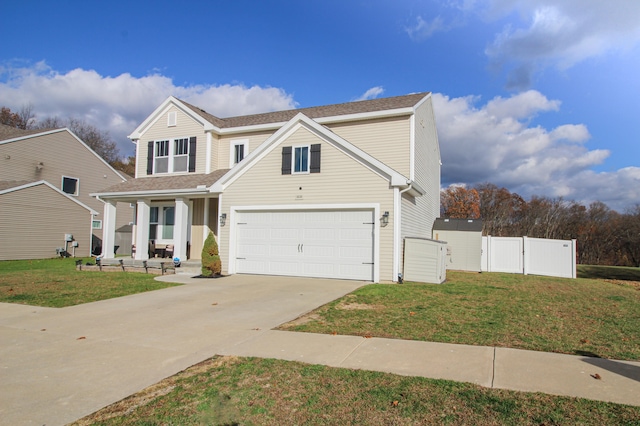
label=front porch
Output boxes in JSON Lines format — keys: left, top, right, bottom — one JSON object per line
{"left": 93, "top": 170, "right": 227, "bottom": 264}
{"left": 101, "top": 196, "right": 218, "bottom": 262}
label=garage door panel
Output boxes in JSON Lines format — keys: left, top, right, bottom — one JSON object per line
{"left": 339, "top": 245, "right": 372, "bottom": 259}
{"left": 236, "top": 243, "right": 270, "bottom": 257}
{"left": 235, "top": 210, "right": 374, "bottom": 281}
{"left": 339, "top": 264, "right": 372, "bottom": 280}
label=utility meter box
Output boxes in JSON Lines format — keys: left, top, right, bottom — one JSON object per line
{"left": 65, "top": 234, "right": 74, "bottom": 242}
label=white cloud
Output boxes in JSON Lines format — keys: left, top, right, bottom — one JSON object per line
{"left": 405, "top": 15, "right": 447, "bottom": 41}
{"left": 482, "top": 0, "right": 640, "bottom": 89}
{"left": 0, "top": 62, "right": 297, "bottom": 156}
{"left": 354, "top": 86, "right": 385, "bottom": 101}
{"left": 433, "top": 90, "right": 640, "bottom": 211}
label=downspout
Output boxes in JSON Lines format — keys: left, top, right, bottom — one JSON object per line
{"left": 393, "top": 182, "right": 414, "bottom": 283}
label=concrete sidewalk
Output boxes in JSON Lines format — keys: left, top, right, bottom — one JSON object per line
{"left": 1, "top": 274, "right": 639, "bottom": 426}
{"left": 222, "top": 330, "right": 640, "bottom": 407}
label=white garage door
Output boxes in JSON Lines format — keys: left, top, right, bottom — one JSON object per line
{"left": 235, "top": 210, "right": 374, "bottom": 280}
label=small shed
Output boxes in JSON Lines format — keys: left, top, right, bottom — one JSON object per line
{"left": 432, "top": 218, "right": 483, "bottom": 272}
{"left": 403, "top": 237, "right": 447, "bottom": 284}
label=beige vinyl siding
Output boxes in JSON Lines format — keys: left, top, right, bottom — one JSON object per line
{"left": 0, "top": 131, "right": 129, "bottom": 231}
{"left": 400, "top": 98, "right": 441, "bottom": 253}
{"left": 0, "top": 184, "right": 92, "bottom": 260}
{"left": 219, "top": 126, "right": 395, "bottom": 281}
{"left": 135, "top": 105, "right": 208, "bottom": 177}
{"left": 189, "top": 197, "right": 219, "bottom": 260}
{"left": 411, "top": 97, "right": 441, "bottom": 230}
{"left": 191, "top": 198, "right": 205, "bottom": 259}
{"left": 327, "top": 116, "right": 411, "bottom": 178}
{"left": 217, "top": 130, "right": 274, "bottom": 170}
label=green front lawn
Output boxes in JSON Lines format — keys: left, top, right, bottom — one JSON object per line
{"left": 72, "top": 356, "right": 640, "bottom": 425}
{"left": 0, "top": 258, "right": 180, "bottom": 307}
{"left": 280, "top": 270, "right": 640, "bottom": 361}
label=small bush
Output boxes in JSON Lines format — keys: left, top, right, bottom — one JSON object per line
{"left": 201, "top": 232, "right": 222, "bottom": 277}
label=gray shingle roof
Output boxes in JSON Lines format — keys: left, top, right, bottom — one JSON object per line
{"left": 97, "top": 169, "right": 230, "bottom": 193}
{"left": 180, "top": 92, "right": 430, "bottom": 129}
{"left": 0, "top": 124, "right": 60, "bottom": 141}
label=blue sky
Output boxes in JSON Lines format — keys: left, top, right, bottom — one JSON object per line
{"left": 1, "top": 0, "right": 639, "bottom": 210}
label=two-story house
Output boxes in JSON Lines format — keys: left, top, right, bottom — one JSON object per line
{"left": 95, "top": 92, "right": 441, "bottom": 282}
{"left": 0, "top": 125, "right": 131, "bottom": 260}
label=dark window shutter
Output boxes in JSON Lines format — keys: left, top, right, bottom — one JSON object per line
{"left": 281, "top": 146, "right": 292, "bottom": 175}
{"left": 146, "top": 141, "right": 154, "bottom": 175}
{"left": 188, "top": 136, "right": 197, "bottom": 172}
{"left": 310, "top": 144, "right": 321, "bottom": 173}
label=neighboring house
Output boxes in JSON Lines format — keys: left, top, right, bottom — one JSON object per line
{"left": 95, "top": 92, "right": 441, "bottom": 282}
{"left": 0, "top": 125, "right": 131, "bottom": 260}
{"left": 433, "top": 218, "right": 483, "bottom": 272}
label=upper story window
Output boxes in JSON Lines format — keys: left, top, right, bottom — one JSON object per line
{"left": 154, "top": 140, "right": 170, "bottom": 173}
{"left": 281, "top": 144, "right": 321, "bottom": 175}
{"left": 61, "top": 176, "right": 79, "bottom": 195}
{"left": 173, "top": 138, "right": 189, "bottom": 172}
{"left": 147, "top": 137, "right": 197, "bottom": 175}
{"left": 229, "top": 139, "right": 249, "bottom": 167}
{"left": 293, "top": 146, "right": 309, "bottom": 173}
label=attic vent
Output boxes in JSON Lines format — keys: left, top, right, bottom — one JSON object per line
{"left": 168, "top": 111, "right": 177, "bottom": 127}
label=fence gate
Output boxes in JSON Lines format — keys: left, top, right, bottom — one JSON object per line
{"left": 482, "top": 236, "right": 576, "bottom": 279}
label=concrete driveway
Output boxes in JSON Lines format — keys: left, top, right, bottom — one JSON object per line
{"left": 0, "top": 274, "right": 365, "bottom": 426}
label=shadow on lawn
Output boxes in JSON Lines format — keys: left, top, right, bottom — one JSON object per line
{"left": 577, "top": 265, "right": 640, "bottom": 282}
{"left": 581, "top": 356, "right": 640, "bottom": 383}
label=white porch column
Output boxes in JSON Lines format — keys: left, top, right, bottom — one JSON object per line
{"left": 203, "top": 197, "right": 210, "bottom": 242}
{"left": 135, "top": 200, "right": 150, "bottom": 260}
{"left": 174, "top": 198, "right": 189, "bottom": 261}
{"left": 101, "top": 200, "right": 117, "bottom": 259}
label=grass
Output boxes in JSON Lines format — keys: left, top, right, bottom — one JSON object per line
{"left": 0, "top": 258, "right": 180, "bottom": 307}
{"left": 279, "top": 270, "right": 640, "bottom": 361}
{"left": 578, "top": 264, "right": 640, "bottom": 281}
{"left": 72, "top": 356, "right": 640, "bottom": 425}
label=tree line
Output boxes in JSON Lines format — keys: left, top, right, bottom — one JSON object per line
{"left": 441, "top": 184, "right": 640, "bottom": 267}
{"left": 1, "top": 105, "right": 135, "bottom": 176}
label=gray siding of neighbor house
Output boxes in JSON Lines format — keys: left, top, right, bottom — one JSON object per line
{"left": 0, "top": 130, "right": 132, "bottom": 240}
{"left": 433, "top": 218, "right": 483, "bottom": 272}
{"left": 0, "top": 184, "right": 93, "bottom": 260}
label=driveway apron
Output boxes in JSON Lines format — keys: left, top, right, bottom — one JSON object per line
{"left": 0, "top": 274, "right": 364, "bottom": 426}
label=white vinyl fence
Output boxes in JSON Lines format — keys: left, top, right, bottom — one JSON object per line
{"left": 481, "top": 236, "right": 577, "bottom": 279}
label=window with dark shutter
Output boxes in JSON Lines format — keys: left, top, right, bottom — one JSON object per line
{"left": 281, "top": 146, "right": 292, "bottom": 175}
{"left": 310, "top": 144, "right": 321, "bottom": 173}
{"left": 188, "top": 136, "right": 197, "bottom": 172}
{"left": 146, "top": 141, "right": 154, "bottom": 175}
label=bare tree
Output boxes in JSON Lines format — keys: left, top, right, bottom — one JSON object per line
{"left": 0, "top": 105, "right": 35, "bottom": 129}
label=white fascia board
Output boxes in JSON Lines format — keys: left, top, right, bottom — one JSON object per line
{"left": 2, "top": 180, "right": 99, "bottom": 214}
{"left": 91, "top": 187, "right": 210, "bottom": 199}
{"left": 128, "top": 96, "right": 221, "bottom": 140}
{"left": 412, "top": 92, "right": 431, "bottom": 111}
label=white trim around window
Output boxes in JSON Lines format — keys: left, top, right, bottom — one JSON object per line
{"left": 154, "top": 137, "right": 190, "bottom": 174}
{"left": 229, "top": 139, "right": 249, "bottom": 167}
{"left": 61, "top": 175, "right": 79, "bottom": 196}
{"left": 292, "top": 145, "right": 310, "bottom": 174}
